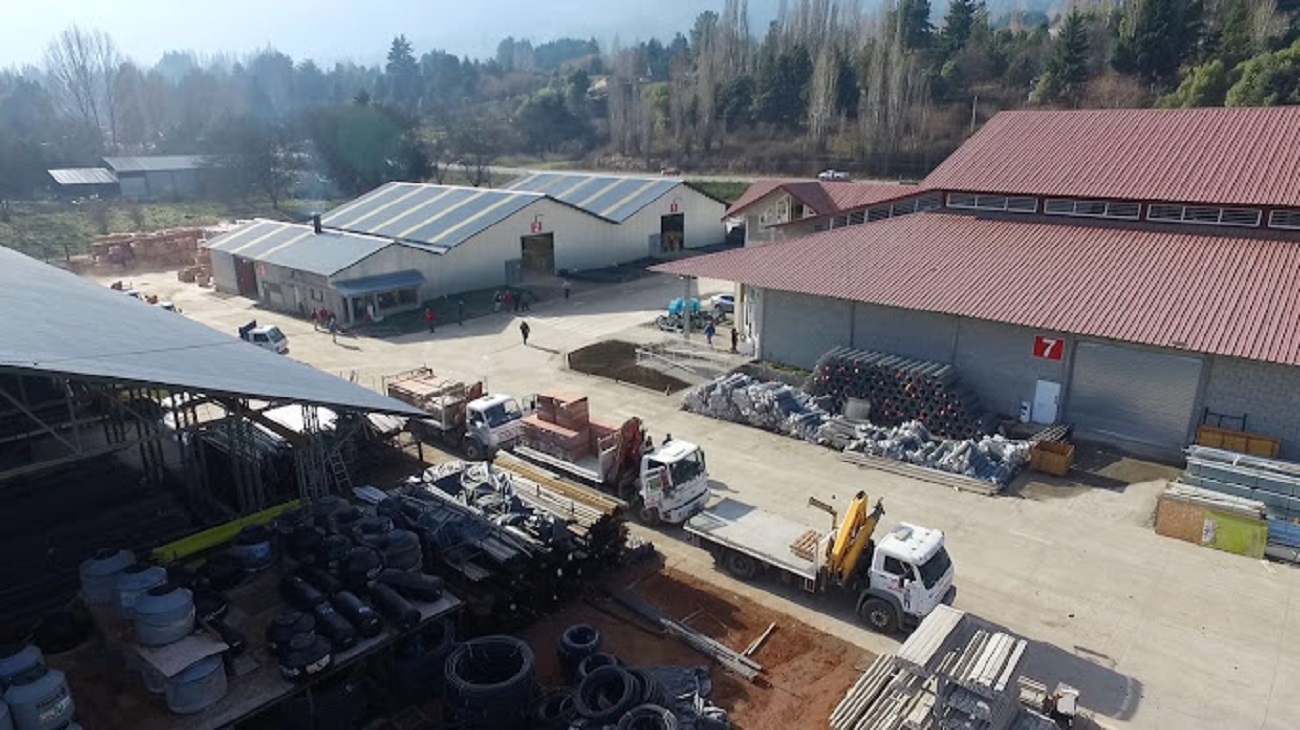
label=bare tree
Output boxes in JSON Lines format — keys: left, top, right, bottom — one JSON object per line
{"left": 44, "top": 26, "right": 121, "bottom": 150}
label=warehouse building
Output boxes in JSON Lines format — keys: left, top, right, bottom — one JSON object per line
{"left": 724, "top": 179, "right": 933, "bottom": 247}
{"left": 207, "top": 175, "right": 727, "bottom": 324}
{"left": 502, "top": 171, "right": 727, "bottom": 257}
{"left": 658, "top": 108, "right": 1300, "bottom": 460}
{"left": 103, "top": 155, "right": 212, "bottom": 200}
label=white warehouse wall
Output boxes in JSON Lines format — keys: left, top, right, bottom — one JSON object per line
{"left": 208, "top": 248, "right": 238, "bottom": 294}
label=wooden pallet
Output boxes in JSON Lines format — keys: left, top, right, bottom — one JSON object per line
{"left": 790, "top": 529, "right": 822, "bottom": 561}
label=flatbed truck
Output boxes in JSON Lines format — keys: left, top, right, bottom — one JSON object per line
{"left": 685, "top": 492, "right": 955, "bottom": 633}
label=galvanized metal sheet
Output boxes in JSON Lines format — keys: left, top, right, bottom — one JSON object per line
{"left": 205, "top": 220, "right": 390, "bottom": 276}
{"left": 507, "top": 172, "right": 679, "bottom": 222}
{"left": 48, "top": 167, "right": 118, "bottom": 185}
{"left": 0, "top": 246, "right": 423, "bottom": 416}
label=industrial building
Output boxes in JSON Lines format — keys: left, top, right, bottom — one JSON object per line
{"left": 206, "top": 174, "right": 728, "bottom": 324}
{"left": 502, "top": 170, "right": 727, "bottom": 256}
{"left": 724, "top": 179, "right": 933, "bottom": 247}
{"left": 47, "top": 155, "right": 213, "bottom": 201}
{"left": 658, "top": 107, "right": 1300, "bottom": 460}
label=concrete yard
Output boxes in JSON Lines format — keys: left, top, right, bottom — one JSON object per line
{"left": 104, "top": 268, "right": 1300, "bottom": 730}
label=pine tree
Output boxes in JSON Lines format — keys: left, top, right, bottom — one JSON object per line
{"left": 385, "top": 35, "right": 421, "bottom": 110}
{"left": 940, "top": 0, "right": 979, "bottom": 58}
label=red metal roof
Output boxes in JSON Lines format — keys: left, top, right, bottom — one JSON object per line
{"left": 923, "top": 107, "right": 1300, "bottom": 208}
{"left": 654, "top": 213, "right": 1300, "bottom": 366}
{"left": 725, "top": 179, "right": 916, "bottom": 219}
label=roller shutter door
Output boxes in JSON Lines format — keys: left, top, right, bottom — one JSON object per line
{"left": 1069, "top": 342, "right": 1202, "bottom": 453}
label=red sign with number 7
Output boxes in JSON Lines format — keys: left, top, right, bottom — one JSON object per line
{"left": 1033, "top": 335, "right": 1065, "bottom": 361}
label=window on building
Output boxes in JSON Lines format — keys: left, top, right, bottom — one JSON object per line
{"left": 1147, "top": 204, "right": 1262, "bottom": 228}
{"left": 1269, "top": 209, "right": 1300, "bottom": 230}
{"left": 946, "top": 193, "right": 1037, "bottom": 213}
{"left": 1043, "top": 198, "right": 1142, "bottom": 220}
{"left": 310, "top": 289, "right": 324, "bottom": 302}
{"left": 397, "top": 288, "right": 418, "bottom": 305}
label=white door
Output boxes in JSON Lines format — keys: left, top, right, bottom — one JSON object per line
{"left": 1033, "top": 380, "right": 1062, "bottom": 424}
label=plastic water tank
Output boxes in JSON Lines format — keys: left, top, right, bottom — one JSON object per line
{"left": 165, "top": 655, "right": 227, "bottom": 714}
{"left": 134, "top": 584, "right": 195, "bottom": 647}
{"left": 0, "top": 646, "right": 43, "bottom": 690}
{"left": 3, "top": 666, "right": 74, "bottom": 730}
{"left": 113, "top": 564, "right": 168, "bottom": 618}
{"left": 78, "top": 549, "right": 135, "bottom": 605}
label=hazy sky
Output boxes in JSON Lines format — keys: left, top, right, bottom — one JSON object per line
{"left": 2, "top": 0, "right": 789, "bottom": 69}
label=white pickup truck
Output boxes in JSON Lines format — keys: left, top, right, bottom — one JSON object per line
{"left": 238, "top": 320, "right": 288, "bottom": 355}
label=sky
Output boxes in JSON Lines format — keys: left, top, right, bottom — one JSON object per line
{"left": 1, "top": 0, "right": 790, "bottom": 69}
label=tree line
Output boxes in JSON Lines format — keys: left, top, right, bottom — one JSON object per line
{"left": 2, "top": 0, "right": 1299, "bottom": 217}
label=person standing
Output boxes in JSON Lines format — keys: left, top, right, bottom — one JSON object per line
{"left": 457, "top": 298, "right": 465, "bottom": 326}
{"left": 704, "top": 321, "right": 716, "bottom": 348}
{"left": 563, "top": 280, "right": 571, "bottom": 300}
{"left": 519, "top": 320, "right": 531, "bottom": 346}
{"left": 503, "top": 291, "right": 513, "bottom": 313}
{"left": 425, "top": 308, "right": 436, "bottom": 333}
{"left": 328, "top": 316, "right": 339, "bottom": 344}
{"left": 730, "top": 327, "right": 739, "bottom": 354}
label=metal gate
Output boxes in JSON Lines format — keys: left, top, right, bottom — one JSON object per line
{"left": 1069, "top": 342, "right": 1202, "bottom": 453}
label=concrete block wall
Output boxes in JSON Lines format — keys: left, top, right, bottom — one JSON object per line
{"left": 1202, "top": 356, "right": 1300, "bottom": 461}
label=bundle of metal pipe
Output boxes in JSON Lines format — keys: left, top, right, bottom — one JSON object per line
{"left": 831, "top": 420, "right": 1030, "bottom": 487}
{"left": 808, "top": 347, "right": 990, "bottom": 440}
{"left": 372, "top": 461, "right": 630, "bottom": 632}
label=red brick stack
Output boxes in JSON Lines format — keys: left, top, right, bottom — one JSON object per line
{"left": 523, "top": 393, "right": 627, "bottom": 465}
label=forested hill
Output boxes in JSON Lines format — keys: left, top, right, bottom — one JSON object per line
{"left": 3, "top": 0, "right": 1300, "bottom": 209}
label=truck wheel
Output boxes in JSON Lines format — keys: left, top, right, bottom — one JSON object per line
{"left": 637, "top": 505, "right": 662, "bottom": 527}
{"left": 723, "top": 552, "right": 758, "bottom": 581}
{"left": 463, "top": 439, "right": 484, "bottom": 461}
{"left": 857, "top": 597, "right": 898, "bottom": 634}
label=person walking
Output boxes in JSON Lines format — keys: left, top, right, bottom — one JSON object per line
{"left": 328, "top": 315, "right": 339, "bottom": 344}
{"left": 493, "top": 292, "right": 502, "bottom": 313}
{"left": 730, "top": 327, "right": 739, "bottom": 354}
{"left": 562, "top": 280, "right": 571, "bottom": 300}
{"left": 704, "top": 321, "right": 716, "bottom": 348}
{"left": 503, "top": 291, "right": 514, "bottom": 313}
{"left": 425, "top": 308, "right": 436, "bottom": 333}
{"left": 457, "top": 298, "right": 465, "bottom": 326}
{"left": 519, "top": 320, "right": 531, "bottom": 346}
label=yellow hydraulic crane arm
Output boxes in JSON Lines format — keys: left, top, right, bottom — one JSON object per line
{"left": 829, "top": 491, "right": 868, "bottom": 577}
{"left": 837, "top": 498, "right": 886, "bottom": 584}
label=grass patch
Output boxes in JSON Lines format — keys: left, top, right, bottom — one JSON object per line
{"left": 568, "top": 340, "right": 690, "bottom": 393}
{"left": 687, "top": 180, "right": 749, "bottom": 205}
{"left": 0, "top": 198, "right": 340, "bottom": 260}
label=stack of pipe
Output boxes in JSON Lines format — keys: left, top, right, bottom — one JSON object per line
{"left": 807, "top": 347, "right": 990, "bottom": 440}
{"left": 683, "top": 374, "right": 1028, "bottom": 488}
{"left": 383, "top": 461, "right": 628, "bottom": 631}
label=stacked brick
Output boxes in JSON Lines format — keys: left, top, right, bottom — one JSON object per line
{"left": 521, "top": 393, "right": 618, "bottom": 463}
{"left": 807, "top": 347, "right": 990, "bottom": 440}
{"left": 91, "top": 227, "right": 210, "bottom": 268}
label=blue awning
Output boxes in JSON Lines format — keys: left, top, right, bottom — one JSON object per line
{"left": 331, "top": 269, "right": 425, "bottom": 297}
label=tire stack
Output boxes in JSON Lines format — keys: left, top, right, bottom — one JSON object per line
{"left": 808, "top": 347, "right": 990, "bottom": 439}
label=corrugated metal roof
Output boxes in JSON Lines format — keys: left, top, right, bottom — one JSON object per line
{"left": 48, "top": 168, "right": 118, "bottom": 186}
{"left": 653, "top": 212, "right": 1300, "bottom": 367}
{"left": 725, "top": 179, "right": 916, "bottom": 219}
{"left": 504, "top": 172, "right": 680, "bottom": 222}
{"left": 923, "top": 108, "right": 1300, "bottom": 207}
{"left": 321, "top": 182, "right": 544, "bottom": 251}
{"left": 103, "top": 155, "right": 209, "bottom": 173}
{"left": 205, "top": 220, "right": 393, "bottom": 276}
{"left": 0, "top": 246, "right": 423, "bottom": 416}
{"left": 332, "top": 270, "right": 424, "bottom": 297}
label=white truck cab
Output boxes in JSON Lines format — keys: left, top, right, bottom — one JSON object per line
{"left": 238, "top": 321, "right": 289, "bottom": 355}
{"left": 861, "top": 523, "right": 955, "bottom": 632}
{"left": 464, "top": 393, "right": 526, "bottom": 459}
{"left": 639, "top": 439, "right": 711, "bottom": 524}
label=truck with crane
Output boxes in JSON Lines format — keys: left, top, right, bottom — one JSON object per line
{"left": 684, "top": 491, "right": 955, "bottom": 633}
{"left": 382, "top": 371, "right": 709, "bottom": 525}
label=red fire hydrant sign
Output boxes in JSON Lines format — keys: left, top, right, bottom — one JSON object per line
{"left": 1033, "top": 335, "right": 1065, "bottom": 361}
